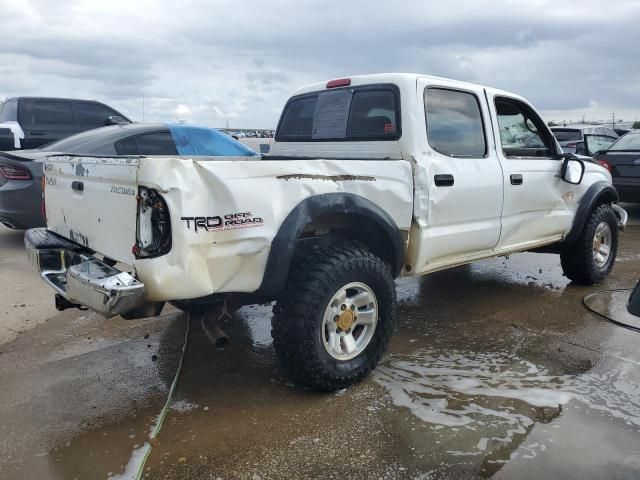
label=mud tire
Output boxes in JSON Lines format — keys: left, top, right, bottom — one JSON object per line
{"left": 272, "top": 245, "right": 396, "bottom": 391}
{"left": 560, "top": 203, "right": 618, "bottom": 285}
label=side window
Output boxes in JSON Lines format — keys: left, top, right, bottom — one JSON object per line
{"left": 32, "top": 101, "right": 74, "bottom": 125}
{"left": 135, "top": 131, "right": 178, "bottom": 155}
{"left": 424, "top": 88, "right": 486, "bottom": 157}
{"left": 75, "top": 102, "right": 116, "bottom": 127}
{"left": 115, "top": 137, "right": 139, "bottom": 155}
{"left": 495, "top": 98, "right": 553, "bottom": 158}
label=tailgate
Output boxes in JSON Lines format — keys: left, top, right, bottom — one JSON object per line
{"left": 44, "top": 156, "right": 139, "bottom": 264}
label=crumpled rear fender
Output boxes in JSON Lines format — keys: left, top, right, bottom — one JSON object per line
{"left": 133, "top": 157, "right": 413, "bottom": 301}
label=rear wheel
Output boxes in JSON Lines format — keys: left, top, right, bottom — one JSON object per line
{"left": 272, "top": 245, "right": 395, "bottom": 391}
{"left": 560, "top": 203, "right": 618, "bottom": 285}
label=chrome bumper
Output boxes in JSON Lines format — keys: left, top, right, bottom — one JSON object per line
{"left": 613, "top": 204, "right": 628, "bottom": 231}
{"left": 25, "top": 228, "right": 146, "bottom": 318}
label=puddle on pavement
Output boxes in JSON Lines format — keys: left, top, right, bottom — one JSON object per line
{"left": 584, "top": 289, "right": 640, "bottom": 330}
{"left": 373, "top": 347, "right": 640, "bottom": 475}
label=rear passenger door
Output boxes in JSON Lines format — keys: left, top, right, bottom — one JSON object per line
{"left": 22, "top": 99, "right": 77, "bottom": 148}
{"left": 409, "top": 80, "right": 504, "bottom": 272}
{"left": 486, "top": 91, "right": 573, "bottom": 250}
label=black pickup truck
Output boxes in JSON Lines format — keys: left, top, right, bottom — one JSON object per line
{"left": 0, "top": 97, "right": 130, "bottom": 151}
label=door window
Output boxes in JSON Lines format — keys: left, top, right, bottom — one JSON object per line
{"left": 424, "top": 88, "right": 486, "bottom": 157}
{"left": 32, "top": 101, "right": 74, "bottom": 125}
{"left": 115, "top": 137, "right": 139, "bottom": 155}
{"left": 495, "top": 98, "right": 554, "bottom": 158}
{"left": 75, "top": 102, "right": 118, "bottom": 127}
{"left": 135, "top": 131, "right": 178, "bottom": 155}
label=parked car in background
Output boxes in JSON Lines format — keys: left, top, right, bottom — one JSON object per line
{"left": 590, "top": 131, "right": 640, "bottom": 203}
{"left": 0, "top": 97, "right": 131, "bottom": 151}
{"left": 613, "top": 128, "right": 631, "bottom": 136}
{"left": 0, "top": 123, "right": 257, "bottom": 229}
{"left": 551, "top": 125, "right": 618, "bottom": 154}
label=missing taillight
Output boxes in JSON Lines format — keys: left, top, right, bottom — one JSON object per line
{"left": 134, "top": 187, "right": 171, "bottom": 258}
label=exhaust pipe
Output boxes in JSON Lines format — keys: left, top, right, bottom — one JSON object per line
{"left": 55, "top": 294, "right": 81, "bottom": 311}
{"left": 200, "top": 315, "right": 230, "bottom": 350}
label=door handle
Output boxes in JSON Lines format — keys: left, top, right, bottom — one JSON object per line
{"left": 71, "top": 180, "right": 84, "bottom": 192}
{"left": 434, "top": 174, "right": 454, "bottom": 187}
{"left": 510, "top": 174, "right": 523, "bottom": 185}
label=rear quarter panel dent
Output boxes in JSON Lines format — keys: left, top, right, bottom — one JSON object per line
{"left": 135, "top": 158, "right": 413, "bottom": 301}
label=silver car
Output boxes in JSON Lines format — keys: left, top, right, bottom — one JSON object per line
{"left": 551, "top": 125, "right": 618, "bottom": 154}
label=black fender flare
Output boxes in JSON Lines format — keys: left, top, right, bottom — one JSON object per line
{"left": 564, "top": 181, "right": 618, "bottom": 243}
{"left": 257, "top": 193, "right": 405, "bottom": 297}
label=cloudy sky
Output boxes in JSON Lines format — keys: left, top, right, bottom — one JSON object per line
{"left": 2, "top": 0, "right": 640, "bottom": 128}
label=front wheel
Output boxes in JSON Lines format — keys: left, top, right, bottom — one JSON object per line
{"left": 272, "top": 246, "right": 396, "bottom": 391}
{"left": 561, "top": 203, "right": 618, "bottom": 285}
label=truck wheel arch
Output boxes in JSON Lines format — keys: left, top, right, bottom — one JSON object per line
{"left": 565, "top": 181, "right": 619, "bottom": 244}
{"left": 257, "top": 193, "right": 405, "bottom": 298}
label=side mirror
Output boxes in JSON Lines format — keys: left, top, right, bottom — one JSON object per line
{"left": 561, "top": 155, "right": 585, "bottom": 184}
{"left": 105, "top": 115, "right": 126, "bottom": 126}
{"left": 629, "top": 281, "right": 640, "bottom": 317}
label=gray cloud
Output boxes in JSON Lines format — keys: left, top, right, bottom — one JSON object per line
{"left": 1, "top": 0, "right": 640, "bottom": 127}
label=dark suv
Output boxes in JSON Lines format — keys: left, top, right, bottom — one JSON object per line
{"left": 0, "top": 97, "right": 130, "bottom": 151}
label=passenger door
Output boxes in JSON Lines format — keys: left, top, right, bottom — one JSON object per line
{"left": 22, "top": 99, "right": 77, "bottom": 149}
{"left": 409, "top": 80, "right": 504, "bottom": 273}
{"left": 486, "top": 91, "right": 573, "bottom": 251}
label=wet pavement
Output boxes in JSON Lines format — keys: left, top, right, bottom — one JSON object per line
{"left": 0, "top": 206, "right": 639, "bottom": 479}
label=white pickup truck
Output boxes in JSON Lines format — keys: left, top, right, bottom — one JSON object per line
{"left": 26, "top": 73, "right": 627, "bottom": 391}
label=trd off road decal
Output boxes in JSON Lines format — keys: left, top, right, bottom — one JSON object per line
{"left": 181, "top": 212, "right": 264, "bottom": 232}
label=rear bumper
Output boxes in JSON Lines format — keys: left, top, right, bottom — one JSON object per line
{"left": 25, "top": 228, "right": 148, "bottom": 318}
{"left": 0, "top": 178, "right": 45, "bottom": 229}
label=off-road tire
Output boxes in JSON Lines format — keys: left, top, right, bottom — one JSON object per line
{"left": 272, "top": 245, "right": 396, "bottom": 391}
{"left": 560, "top": 203, "right": 618, "bottom": 285}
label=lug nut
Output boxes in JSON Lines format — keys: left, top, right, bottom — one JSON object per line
{"left": 334, "top": 315, "right": 339, "bottom": 322}
{"left": 341, "top": 304, "right": 347, "bottom": 311}
{"left": 350, "top": 305, "right": 356, "bottom": 311}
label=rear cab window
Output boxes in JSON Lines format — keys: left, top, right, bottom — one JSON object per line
{"left": 275, "top": 84, "right": 400, "bottom": 142}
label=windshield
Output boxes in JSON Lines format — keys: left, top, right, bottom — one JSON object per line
{"left": 551, "top": 129, "right": 581, "bottom": 141}
{"left": 608, "top": 132, "right": 640, "bottom": 151}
